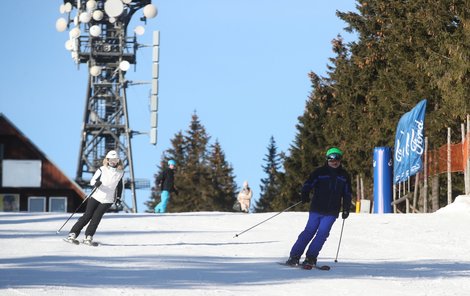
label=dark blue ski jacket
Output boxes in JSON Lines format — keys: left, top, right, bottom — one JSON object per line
{"left": 301, "top": 164, "right": 352, "bottom": 217}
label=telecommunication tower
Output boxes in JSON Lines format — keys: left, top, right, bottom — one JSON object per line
{"left": 55, "top": 0, "right": 159, "bottom": 212}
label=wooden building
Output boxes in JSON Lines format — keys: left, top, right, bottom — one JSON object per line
{"left": 0, "top": 113, "right": 85, "bottom": 213}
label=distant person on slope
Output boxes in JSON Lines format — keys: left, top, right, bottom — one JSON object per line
{"left": 65, "top": 150, "right": 124, "bottom": 245}
{"left": 237, "top": 181, "right": 253, "bottom": 213}
{"left": 285, "top": 147, "right": 352, "bottom": 268}
{"left": 154, "top": 159, "right": 177, "bottom": 213}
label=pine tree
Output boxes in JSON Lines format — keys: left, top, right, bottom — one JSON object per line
{"left": 147, "top": 112, "right": 237, "bottom": 212}
{"left": 254, "top": 136, "right": 282, "bottom": 212}
{"left": 207, "top": 140, "right": 237, "bottom": 211}
{"left": 145, "top": 132, "right": 185, "bottom": 212}
{"left": 173, "top": 112, "right": 212, "bottom": 211}
{"left": 273, "top": 71, "right": 333, "bottom": 211}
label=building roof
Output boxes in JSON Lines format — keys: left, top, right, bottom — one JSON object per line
{"left": 0, "top": 113, "right": 85, "bottom": 198}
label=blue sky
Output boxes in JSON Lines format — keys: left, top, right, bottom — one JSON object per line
{"left": 0, "top": 0, "right": 356, "bottom": 212}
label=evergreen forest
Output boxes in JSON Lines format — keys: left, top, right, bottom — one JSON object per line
{"left": 148, "top": 0, "right": 469, "bottom": 213}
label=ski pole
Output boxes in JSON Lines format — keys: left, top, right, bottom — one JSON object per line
{"left": 234, "top": 201, "right": 302, "bottom": 238}
{"left": 334, "top": 218, "right": 346, "bottom": 262}
{"left": 56, "top": 186, "right": 99, "bottom": 234}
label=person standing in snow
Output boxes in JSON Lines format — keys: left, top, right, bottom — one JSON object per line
{"left": 154, "top": 159, "right": 177, "bottom": 213}
{"left": 65, "top": 150, "right": 124, "bottom": 245}
{"left": 237, "top": 181, "right": 253, "bottom": 213}
{"left": 286, "top": 147, "right": 352, "bottom": 268}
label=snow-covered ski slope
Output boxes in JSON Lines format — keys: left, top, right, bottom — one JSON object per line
{"left": 1, "top": 196, "right": 470, "bottom": 296}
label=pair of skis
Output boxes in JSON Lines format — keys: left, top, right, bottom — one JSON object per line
{"left": 63, "top": 238, "right": 99, "bottom": 247}
{"left": 278, "top": 262, "right": 331, "bottom": 271}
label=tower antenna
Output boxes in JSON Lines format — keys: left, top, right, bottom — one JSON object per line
{"left": 56, "top": 0, "right": 158, "bottom": 213}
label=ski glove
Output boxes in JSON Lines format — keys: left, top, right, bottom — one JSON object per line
{"left": 300, "top": 192, "right": 310, "bottom": 204}
{"left": 342, "top": 211, "right": 349, "bottom": 219}
{"left": 115, "top": 199, "right": 122, "bottom": 207}
{"left": 94, "top": 180, "right": 102, "bottom": 188}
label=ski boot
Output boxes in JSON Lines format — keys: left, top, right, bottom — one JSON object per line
{"left": 285, "top": 256, "right": 300, "bottom": 266}
{"left": 82, "top": 235, "right": 97, "bottom": 246}
{"left": 301, "top": 257, "right": 317, "bottom": 270}
{"left": 64, "top": 233, "right": 79, "bottom": 245}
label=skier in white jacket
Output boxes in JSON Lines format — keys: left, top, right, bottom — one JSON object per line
{"left": 65, "top": 150, "right": 124, "bottom": 245}
{"left": 237, "top": 181, "right": 253, "bottom": 213}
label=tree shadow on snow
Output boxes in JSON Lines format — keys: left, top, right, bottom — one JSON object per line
{"left": 0, "top": 214, "right": 72, "bottom": 225}
{"left": 0, "top": 255, "right": 469, "bottom": 289}
{"left": 99, "top": 240, "right": 278, "bottom": 247}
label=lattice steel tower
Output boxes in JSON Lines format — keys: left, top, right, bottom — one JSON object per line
{"left": 55, "top": 0, "right": 158, "bottom": 212}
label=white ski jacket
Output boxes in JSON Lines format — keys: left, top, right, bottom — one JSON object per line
{"left": 237, "top": 187, "right": 253, "bottom": 212}
{"left": 90, "top": 166, "right": 124, "bottom": 204}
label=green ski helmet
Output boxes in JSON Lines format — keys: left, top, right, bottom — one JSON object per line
{"left": 326, "top": 147, "right": 343, "bottom": 160}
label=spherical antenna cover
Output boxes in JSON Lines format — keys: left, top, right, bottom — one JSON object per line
{"left": 143, "top": 4, "right": 158, "bottom": 18}
{"left": 134, "top": 25, "right": 145, "bottom": 35}
{"left": 92, "top": 10, "right": 104, "bottom": 21}
{"left": 90, "top": 65, "right": 102, "bottom": 76}
{"left": 104, "top": 0, "right": 124, "bottom": 17}
{"left": 56, "top": 18, "right": 68, "bottom": 32}
{"left": 90, "top": 25, "right": 101, "bottom": 37}
{"left": 119, "top": 60, "right": 130, "bottom": 71}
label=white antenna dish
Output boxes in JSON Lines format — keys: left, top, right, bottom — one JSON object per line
{"left": 122, "top": 0, "right": 132, "bottom": 4}
{"left": 64, "top": 2, "right": 73, "bottom": 13}
{"left": 92, "top": 10, "right": 104, "bottom": 21}
{"left": 56, "top": 18, "right": 68, "bottom": 32}
{"left": 143, "top": 4, "right": 158, "bottom": 19}
{"left": 134, "top": 25, "right": 145, "bottom": 36}
{"left": 119, "top": 60, "right": 130, "bottom": 71}
{"left": 65, "top": 39, "right": 74, "bottom": 51}
{"left": 90, "top": 25, "right": 101, "bottom": 37}
{"left": 69, "top": 27, "right": 81, "bottom": 39}
{"left": 86, "top": 0, "right": 97, "bottom": 11}
{"left": 59, "top": 4, "right": 66, "bottom": 14}
{"left": 79, "top": 12, "right": 92, "bottom": 23}
{"left": 90, "top": 65, "right": 102, "bottom": 76}
{"left": 104, "top": 0, "right": 124, "bottom": 17}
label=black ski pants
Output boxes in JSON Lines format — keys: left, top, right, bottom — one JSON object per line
{"left": 70, "top": 197, "right": 112, "bottom": 237}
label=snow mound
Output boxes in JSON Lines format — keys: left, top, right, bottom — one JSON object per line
{"left": 436, "top": 195, "right": 470, "bottom": 214}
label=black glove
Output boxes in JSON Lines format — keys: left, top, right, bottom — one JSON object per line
{"left": 94, "top": 180, "right": 102, "bottom": 188}
{"left": 300, "top": 192, "right": 310, "bottom": 204}
{"left": 115, "top": 199, "right": 122, "bottom": 207}
{"left": 342, "top": 211, "right": 349, "bottom": 219}
{"left": 173, "top": 188, "right": 179, "bottom": 195}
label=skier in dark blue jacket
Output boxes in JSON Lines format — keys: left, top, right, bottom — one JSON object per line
{"left": 286, "top": 147, "right": 352, "bottom": 268}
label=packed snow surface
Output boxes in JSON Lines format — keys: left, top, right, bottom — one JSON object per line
{"left": 1, "top": 196, "right": 470, "bottom": 295}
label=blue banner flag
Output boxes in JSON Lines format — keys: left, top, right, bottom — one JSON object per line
{"left": 393, "top": 99, "right": 427, "bottom": 184}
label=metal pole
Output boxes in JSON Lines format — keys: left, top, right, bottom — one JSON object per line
{"left": 334, "top": 218, "right": 346, "bottom": 263}
{"left": 462, "top": 123, "right": 467, "bottom": 195}
{"left": 233, "top": 201, "right": 302, "bottom": 238}
{"left": 467, "top": 114, "right": 470, "bottom": 194}
{"left": 412, "top": 173, "right": 419, "bottom": 213}
{"left": 447, "top": 127, "right": 452, "bottom": 205}
{"left": 423, "top": 137, "right": 428, "bottom": 213}
{"left": 355, "top": 175, "right": 360, "bottom": 213}
{"left": 56, "top": 186, "right": 98, "bottom": 234}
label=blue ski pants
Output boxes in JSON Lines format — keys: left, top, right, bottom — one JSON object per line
{"left": 289, "top": 212, "right": 337, "bottom": 259}
{"left": 154, "top": 190, "right": 170, "bottom": 213}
